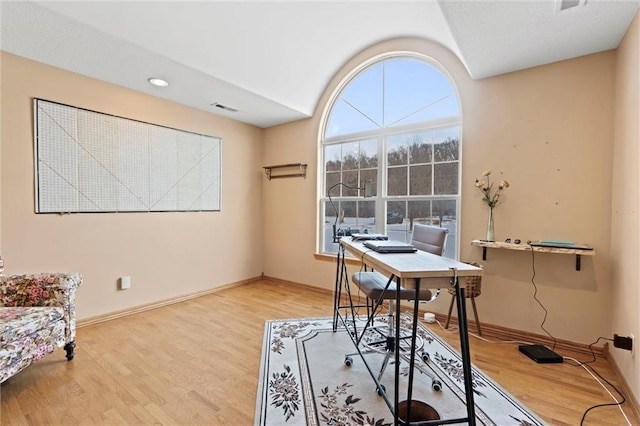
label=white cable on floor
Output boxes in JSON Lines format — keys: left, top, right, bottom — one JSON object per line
{"left": 433, "top": 319, "right": 458, "bottom": 333}
{"left": 564, "top": 356, "right": 632, "bottom": 426}
{"left": 425, "top": 318, "right": 632, "bottom": 425}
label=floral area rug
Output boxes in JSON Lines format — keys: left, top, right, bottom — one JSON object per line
{"left": 255, "top": 316, "right": 546, "bottom": 426}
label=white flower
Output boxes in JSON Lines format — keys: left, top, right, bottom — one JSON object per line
{"left": 475, "top": 171, "right": 509, "bottom": 208}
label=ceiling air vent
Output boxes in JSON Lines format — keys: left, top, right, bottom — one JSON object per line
{"left": 556, "top": 0, "right": 587, "bottom": 13}
{"left": 211, "top": 103, "right": 238, "bottom": 112}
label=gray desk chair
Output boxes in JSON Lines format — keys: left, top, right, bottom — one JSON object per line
{"left": 346, "top": 224, "right": 449, "bottom": 392}
{"left": 410, "top": 224, "right": 449, "bottom": 257}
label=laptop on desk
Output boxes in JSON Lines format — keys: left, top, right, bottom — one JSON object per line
{"left": 363, "top": 240, "right": 417, "bottom": 253}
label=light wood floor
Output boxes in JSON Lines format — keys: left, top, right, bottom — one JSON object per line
{"left": 1, "top": 280, "right": 638, "bottom": 425}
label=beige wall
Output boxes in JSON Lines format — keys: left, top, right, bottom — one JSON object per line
{"left": 2, "top": 19, "right": 636, "bottom": 404}
{"left": 611, "top": 11, "right": 640, "bottom": 406}
{"left": 263, "top": 37, "right": 616, "bottom": 346}
{"left": 0, "top": 52, "right": 264, "bottom": 320}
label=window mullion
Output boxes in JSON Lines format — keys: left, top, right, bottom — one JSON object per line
{"left": 377, "top": 134, "right": 386, "bottom": 234}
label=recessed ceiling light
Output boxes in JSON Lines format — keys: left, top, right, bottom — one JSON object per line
{"left": 148, "top": 77, "right": 169, "bottom": 88}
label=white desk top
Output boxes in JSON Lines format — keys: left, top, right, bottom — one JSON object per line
{"left": 340, "top": 237, "right": 483, "bottom": 288}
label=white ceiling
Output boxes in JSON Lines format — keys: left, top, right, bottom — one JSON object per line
{"left": 1, "top": 0, "right": 638, "bottom": 128}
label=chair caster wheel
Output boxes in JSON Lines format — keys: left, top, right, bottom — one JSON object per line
{"left": 422, "top": 353, "right": 430, "bottom": 363}
{"left": 344, "top": 356, "right": 353, "bottom": 367}
{"left": 432, "top": 380, "right": 442, "bottom": 392}
{"left": 376, "top": 384, "right": 386, "bottom": 395}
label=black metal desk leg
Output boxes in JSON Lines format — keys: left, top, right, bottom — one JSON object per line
{"left": 394, "top": 276, "right": 401, "bottom": 426}
{"left": 332, "top": 245, "right": 344, "bottom": 331}
{"left": 405, "top": 278, "right": 422, "bottom": 424}
{"left": 455, "top": 278, "right": 476, "bottom": 425}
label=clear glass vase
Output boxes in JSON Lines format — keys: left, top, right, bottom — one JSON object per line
{"left": 486, "top": 208, "right": 495, "bottom": 242}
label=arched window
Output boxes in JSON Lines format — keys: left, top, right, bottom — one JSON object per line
{"left": 320, "top": 54, "right": 461, "bottom": 258}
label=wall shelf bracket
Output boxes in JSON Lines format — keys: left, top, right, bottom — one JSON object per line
{"left": 263, "top": 163, "right": 307, "bottom": 180}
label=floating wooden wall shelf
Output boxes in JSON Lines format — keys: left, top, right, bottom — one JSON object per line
{"left": 471, "top": 240, "right": 595, "bottom": 271}
{"left": 263, "top": 163, "right": 307, "bottom": 180}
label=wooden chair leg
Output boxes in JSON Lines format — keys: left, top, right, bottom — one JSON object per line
{"left": 445, "top": 295, "right": 455, "bottom": 329}
{"left": 470, "top": 297, "right": 482, "bottom": 336}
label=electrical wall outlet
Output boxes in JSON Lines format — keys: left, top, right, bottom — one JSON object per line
{"left": 119, "top": 276, "right": 131, "bottom": 290}
{"left": 613, "top": 334, "right": 633, "bottom": 351}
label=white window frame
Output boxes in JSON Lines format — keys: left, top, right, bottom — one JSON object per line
{"left": 318, "top": 52, "right": 462, "bottom": 258}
